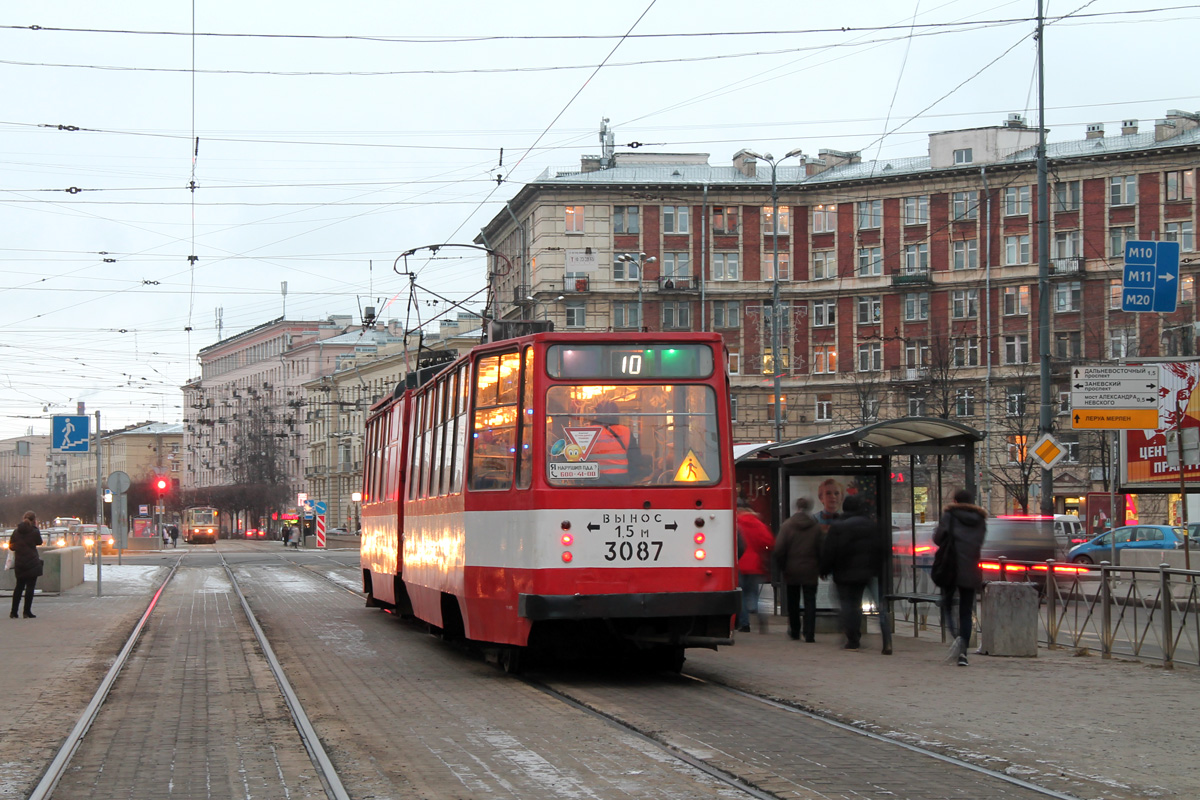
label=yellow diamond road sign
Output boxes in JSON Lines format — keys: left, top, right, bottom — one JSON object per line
{"left": 1032, "top": 434, "right": 1065, "bottom": 470}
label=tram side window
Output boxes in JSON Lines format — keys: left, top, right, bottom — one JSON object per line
{"left": 389, "top": 403, "right": 402, "bottom": 502}
{"left": 450, "top": 363, "right": 470, "bottom": 493}
{"left": 427, "top": 381, "right": 444, "bottom": 497}
{"left": 517, "top": 347, "right": 535, "bottom": 489}
{"left": 408, "top": 393, "right": 424, "bottom": 501}
{"left": 470, "top": 353, "right": 520, "bottom": 491}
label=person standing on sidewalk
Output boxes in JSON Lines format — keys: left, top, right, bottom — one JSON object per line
{"left": 772, "top": 498, "right": 823, "bottom": 642}
{"left": 820, "top": 495, "right": 887, "bottom": 651}
{"left": 932, "top": 488, "right": 987, "bottom": 666}
{"left": 9, "top": 511, "right": 44, "bottom": 619}
{"left": 735, "top": 499, "right": 775, "bottom": 633}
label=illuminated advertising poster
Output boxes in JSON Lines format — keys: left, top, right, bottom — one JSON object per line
{"left": 1123, "top": 362, "right": 1199, "bottom": 490}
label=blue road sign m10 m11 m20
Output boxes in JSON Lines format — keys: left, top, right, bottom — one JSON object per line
{"left": 1122, "top": 240, "right": 1180, "bottom": 313}
{"left": 51, "top": 414, "right": 90, "bottom": 453}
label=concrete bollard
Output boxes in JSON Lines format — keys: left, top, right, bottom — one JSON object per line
{"left": 1, "top": 546, "right": 86, "bottom": 593}
{"left": 980, "top": 581, "right": 1038, "bottom": 657}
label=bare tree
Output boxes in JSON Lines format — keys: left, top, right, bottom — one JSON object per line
{"left": 987, "top": 363, "right": 1043, "bottom": 514}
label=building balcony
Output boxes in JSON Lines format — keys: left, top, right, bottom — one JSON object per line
{"left": 657, "top": 275, "right": 698, "bottom": 292}
{"left": 564, "top": 276, "right": 590, "bottom": 293}
{"left": 891, "top": 270, "right": 932, "bottom": 287}
{"left": 1052, "top": 256, "right": 1085, "bottom": 275}
{"left": 890, "top": 366, "right": 929, "bottom": 382}
{"left": 305, "top": 466, "right": 326, "bottom": 478}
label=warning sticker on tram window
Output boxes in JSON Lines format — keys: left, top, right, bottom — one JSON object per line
{"left": 561, "top": 427, "right": 601, "bottom": 460}
{"left": 549, "top": 461, "right": 600, "bottom": 480}
{"left": 673, "top": 450, "right": 710, "bottom": 483}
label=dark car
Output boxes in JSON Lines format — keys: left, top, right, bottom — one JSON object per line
{"left": 980, "top": 515, "right": 1058, "bottom": 585}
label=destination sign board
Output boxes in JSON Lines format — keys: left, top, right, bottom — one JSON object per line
{"left": 1070, "top": 365, "right": 1159, "bottom": 430}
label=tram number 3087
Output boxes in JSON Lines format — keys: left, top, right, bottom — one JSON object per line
{"left": 604, "top": 540, "right": 664, "bottom": 562}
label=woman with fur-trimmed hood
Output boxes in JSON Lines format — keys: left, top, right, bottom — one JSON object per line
{"left": 932, "top": 489, "right": 987, "bottom": 665}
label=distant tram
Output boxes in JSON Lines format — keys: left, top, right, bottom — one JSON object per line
{"left": 182, "top": 506, "right": 219, "bottom": 544}
{"left": 360, "top": 331, "right": 739, "bottom": 671}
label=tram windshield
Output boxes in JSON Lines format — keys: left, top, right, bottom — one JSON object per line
{"left": 185, "top": 507, "right": 217, "bottom": 526}
{"left": 545, "top": 384, "right": 721, "bottom": 487}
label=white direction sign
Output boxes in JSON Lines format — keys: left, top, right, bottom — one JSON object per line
{"left": 1070, "top": 365, "right": 1160, "bottom": 430}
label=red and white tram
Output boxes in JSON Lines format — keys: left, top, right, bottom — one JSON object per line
{"left": 359, "top": 331, "right": 739, "bottom": 669}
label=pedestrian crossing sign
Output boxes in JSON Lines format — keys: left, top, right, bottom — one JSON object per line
{"left": 673, "top": 450, "right": 710, "bottom": 483}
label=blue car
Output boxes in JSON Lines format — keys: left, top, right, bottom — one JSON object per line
{"left": 1067, "top": 525, "right": 1188, "bottom": 564}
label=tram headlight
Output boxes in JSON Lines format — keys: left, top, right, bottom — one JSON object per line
{"left": 694, "top": 548, "right": 706, "bottom": 560}
{"left": 561, "top": 551, "right": 573, "bottom": 563}
{"left": 56, "top": 538, "right": 66, "bottom": 548}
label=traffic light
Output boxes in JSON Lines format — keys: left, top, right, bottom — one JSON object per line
{"left": 154, "top": 477, "right": 169, "bottom": 493}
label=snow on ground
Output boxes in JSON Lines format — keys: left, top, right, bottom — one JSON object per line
{"left": 82, "top": 564, "right": 163, "bottom": 595}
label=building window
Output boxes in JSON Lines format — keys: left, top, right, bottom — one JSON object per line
{"left": 1003, "top": 285, "right": 1030, "bottom": 316}
{"left": 1059, "top": 391, "right": 1071, "bottom": 415}
{"left": 815, "top": 394, "right": 832, "bottom": 421}
{"left": 1110, "top": 175, "right": 1137, "bottom": 206}
{"left": 812, "top": 345, "right": 837, "bottom": 374}
{"left": 1054, "top": 229, "right": 1082, "bottom": 259}
{"left": 762, "top": 301, "right": 791, "bottom": 373}
{"left": 953, "top": 337, "right": 980, "bottom": 367}
{"left": 861, "top": 394, "right": 880, "bottom": 422}
{"left": 1109, "top": 278, "right": 1123, "bottom": 310}
{"left": 1053, "top": 180, "right": 1081, "bottom": 211}
{"left": 812, "top": 250, "right": 836, "bottom": 280}
{"left": 763, "top": 205, "right": 791, "bottom": 235}
{"left": 813, "top": 203, "right": 837, "bottom": 234}
{"left": 712, "top": 300, "right": 740, "bottom": 329}
{"left": 1166, "top": 220, "right": 1195, "bottom": 251}
{"left": 662, "top": 251, "right": 690, "bottom": 280}
{"left": 1055, "top": 281, "right": 1082, "bottom": 312}
{"left": 857, "top": 199, "right": 882, "bottom": 230}
{"left": 908, "top": 395, "right": 927, "bottom": 416}
{"left": 565, "top": 302, "right": 586, "bottom": 328}
{"left": 1184, "top": 275, "right": 1195, "bottom": 304}
{"left": 763, "top": 252, "right": 790, "bottom": 282}
{"left": 951, "top": 289, "right": 978, "bottom": 319}
{"left": 1110, "top": 225, "right": 1136, "bottom": 257}
{"left": 1165, "top": 169, "right": 1195, "bottom": 201}
{"left": 612, "top": 255, "right": 638, "bottom": 281}
{"left": 728, "top": 347, "right": 741, "bottom": 375}
{"left": 904, "top": 243, "right": 929, "bottom": 274}
{"left": 1062, "top": 436, "right": 1080, "bottom": 463}
{"left": 903, "top": 292, "right": 929, "bottom": 321}
{"left": 762, "top": 347, "right": 791, "bottom": 375}
{"left": 712, "top": 252, "right": 739, "bottom": 280}
{"left": 1005, "top": 234, "right": 1030, "bottom": 265}
{"left": 903, "top": 195, "right": 929, "bottom": 225}
{"left": 857, "top": 342, "right": 883, "bottom": 372}
{"left": 1055, "top": 331, "right": 1082, "bottom": 359}
{"left": 812, "top": 299, "right": 837, "bottom": 327}
{"left": 613, "top": 302, "right": 640, "bottom": 330}
{"left": 953, "top": 147, "right": 973, "bottom": 165}
{"left": 952, "top": 191, "right": 978, "bottom": 220}
{"left": 1006, "top": 389, "right": 1027, "bottom": 417}
{"left": 712, "top": 206, "right": 738, "bottom": 234}
{"left": 613, "top": 205, "right": 639, "bottom": 234}
{"left": 565, "top": 205, "right": 585, "bottom": 233}
{"left": 857, "top": 246, "right": 883, "bottom": 277}
{"left": 956, "top": 389, "right": 975, "bottom": 417}
{"left": 952, "top": 239, "right": 978, "bottom": 270}
{"left": 1007, "top": 435, "right": 1028, "bottom": 463}
{"left": 663, "top": 205, "right": 690, "bottom": 234}
{"left": 1110, "top": 328, "right": 1137, "bottom": 358}
{"left": 857, "top": 295, "right": 882, "bottom": 324}
{"left": 1004, "top": 333, "right": 1030, "bottom": 364}
{"left": 1004, "top": 186, "right": 1031, "bottom": 216}
{"left": 730, "top": 396, "right": 739, "bottom": 422}
{"left": 905, "top": 339, "right": 930, "bottom": 368}
{"left": 662, "top": 301, "right": 690, "bottom": 329}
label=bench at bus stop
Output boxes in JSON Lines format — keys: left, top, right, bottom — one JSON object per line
{"left": 885, "top": 591, "right": 948, "bottom": 641}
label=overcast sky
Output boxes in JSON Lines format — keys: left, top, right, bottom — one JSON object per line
{"left": 2, "top": 0, "right": 1197, "bottom": 440}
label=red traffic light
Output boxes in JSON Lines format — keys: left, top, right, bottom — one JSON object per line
{"left": 155, "top": 478, "right": 169, "bottom": 492}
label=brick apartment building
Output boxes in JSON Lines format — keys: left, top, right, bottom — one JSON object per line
{"left": 476, "top": 112, "right": 1200, "bottom": 515}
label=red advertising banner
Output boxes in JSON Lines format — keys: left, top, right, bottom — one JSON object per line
{"left": 1123, "top": 362, "right": 1200, "bottom": 490}
{"left": 1083, "top": 491, "right": 1131, "bottom": 538}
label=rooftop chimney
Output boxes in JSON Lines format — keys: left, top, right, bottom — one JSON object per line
{"left": 1085, "top": 123, "right": 1105, "bottom": 139}
{"left": 1005, "top": 113, "right": 1027, "bottom": 128}
{"left": 732, "top": 149, "right": 758, "bottom": 178}
{"left": 1121, "top": 119, "right": 1139, "bottom": 136}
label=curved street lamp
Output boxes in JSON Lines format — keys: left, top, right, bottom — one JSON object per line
{"left": 618, "top": 252, "right": 656, "bottom": 330}
{"left": 742, "top": 148, "right": 803, "bottom": 442}
{"left": 526, "top": 294, "right": 565, "bottom": 322}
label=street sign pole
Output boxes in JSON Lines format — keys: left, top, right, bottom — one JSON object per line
{"left": 95, "top": 410, "right": 102, "bottom": 597}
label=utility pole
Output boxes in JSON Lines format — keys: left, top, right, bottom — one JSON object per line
{"left": 1036, "top": 0, "right": 1054, "bottom": 515}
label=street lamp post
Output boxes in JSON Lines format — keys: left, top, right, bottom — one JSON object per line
{"left": 619, "top": 253, "right": 656, "bottom": 330}
{"left": 743, "top": 149, "right": 804, "bottom": 442}
{"left": 526, "top": 294, "right": 565, "bottom": 322}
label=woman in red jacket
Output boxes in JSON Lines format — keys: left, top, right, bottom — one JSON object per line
{"left": 736, "top": 500, "right": 775, "bottom": 633}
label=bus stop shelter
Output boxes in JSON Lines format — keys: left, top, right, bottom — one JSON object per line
{"left": 734, "top": 417, "right": 986, "bottom": 632}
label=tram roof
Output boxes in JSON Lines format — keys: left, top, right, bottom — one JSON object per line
{"left": 735, "top": 417, "right": 984, "bottom": 465}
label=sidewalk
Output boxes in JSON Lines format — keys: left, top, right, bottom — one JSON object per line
{"left": 687, "top": 615, "right": 1200, "bottom": 800}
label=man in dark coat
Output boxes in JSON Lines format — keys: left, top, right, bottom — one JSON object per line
{"left": 820, "top": 494, "right": 886, "bottom": 650}
{"left": 932, "top": 488, "right": 987, "bottom": 666}
{"left": 9, "top": 510, "right": 44, "bottom": 619}
{"left": 773, "top": 498, "right": 823, "bottom": 642}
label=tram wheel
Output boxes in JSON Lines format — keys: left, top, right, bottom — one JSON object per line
{"left": 499, "top": 647, "right": 523, "bottom": 674}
